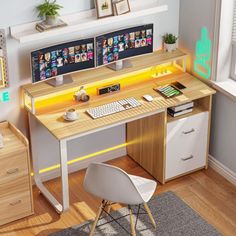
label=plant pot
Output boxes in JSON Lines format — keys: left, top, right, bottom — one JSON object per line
{"left": 164, "top": 43, "right": 177, "bottom": 52}
{"left": 45, "top": 15, "right": 59, "bottom": 25}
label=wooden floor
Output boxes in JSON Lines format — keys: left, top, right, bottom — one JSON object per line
{"left": 1, "top": 156, "right": 236, "bottom": 236}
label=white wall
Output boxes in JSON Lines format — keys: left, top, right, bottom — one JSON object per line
{"left": 179, "top": 0, "right": 236, "bottom": 173}
{"left": 0, "top": 0, "right": 94, "bottom": 27}
{"left": 0, "top": 0, "right": 180, "bottom": 171}
{"left": 179, "top": 0, "right": 217, "bottom": 77}
{"left": 210, "top": 93, "right": 236, "bottom": 172}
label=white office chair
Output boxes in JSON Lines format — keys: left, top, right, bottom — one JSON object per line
{"left": 83, "top": 162, "right": 157, "bottom": 236}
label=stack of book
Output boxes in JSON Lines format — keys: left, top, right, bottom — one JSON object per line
{"left": 168, "top": 101, "right": 194, "bottom": 117}
{"left": 36, "top": 19, "right": 67, "bottom": 32}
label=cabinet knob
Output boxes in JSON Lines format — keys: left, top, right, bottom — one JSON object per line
{"left": 182, "top": 128, "right": 195, "bottom": 135}
{"left": 181, "top": 155, "right": 194, "bottom": 161}
{"left": 9, "top": 200, "right": 22, "bottom": 206}
{"left": 6, "top": 168, "right": 19, "bottom": 175}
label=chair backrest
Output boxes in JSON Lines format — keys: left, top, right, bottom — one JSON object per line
{"left": 83, "top": 162, "right": 144, "bottom": 205}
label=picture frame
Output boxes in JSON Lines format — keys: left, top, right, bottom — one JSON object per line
{"left": 114, "top": 0, "right": 131, "bottom": 16}
{"left": 95, "top": 0, "right": 114, "bottom": 19}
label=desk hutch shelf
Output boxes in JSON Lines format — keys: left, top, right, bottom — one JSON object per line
{"left": 22, "top": 49, "right": 187, "bottom": 115}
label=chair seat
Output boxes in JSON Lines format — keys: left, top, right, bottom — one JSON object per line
{"left": 84, "top": 163, "right": 157, "bottom": 235}
{"left": 128, "top": 175, "right": 157, "bottom": 203}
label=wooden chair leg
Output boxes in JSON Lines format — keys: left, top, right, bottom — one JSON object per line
{"left": 106, "top": 201, "right": 112, "bottom": 215}
{"left": 89, "top": 201, "right": 105, "bottom": 236}
{"left": 129, "top": 207, "right": 136, "bottom": 236}
{"left": 144, "top": 203, "right": 156, "bottom": 229}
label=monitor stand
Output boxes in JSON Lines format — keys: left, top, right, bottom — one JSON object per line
{"left": 46, "top": 75, "right": 73, "bottom": 87}
{"left": 107, "top": 60, "right": 133, "bottom": 71}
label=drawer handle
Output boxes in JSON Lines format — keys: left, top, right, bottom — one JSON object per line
{"left": 182, "top": 129, "right": 195, "bottom": 135}
{"left": 181, "top": 155, "right": 194, "bottom": 161}
{"left": 6, "top": 168, "right": 19, "bottom": 175}
{"left": 9, "top": 200, "right": 22, "bottom": 206}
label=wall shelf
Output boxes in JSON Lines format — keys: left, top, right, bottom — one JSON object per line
{"left": 10, "top": 0, "right": 168, "bottom": 44}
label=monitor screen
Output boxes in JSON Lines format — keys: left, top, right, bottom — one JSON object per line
{"left": 31, "top": 38, "right": 95, "bottom": 83}
{"left": 96, "top": 24, "right": 154, "bottom": 67}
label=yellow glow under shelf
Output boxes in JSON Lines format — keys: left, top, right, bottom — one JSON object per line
{"left": 31, "top": 143, "right": 127, "bottom": 176}
{"left": 33, "top": 65, "right": 175, "bottom": 111}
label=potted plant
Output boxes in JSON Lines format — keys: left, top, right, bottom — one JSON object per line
{"left": 37, "top": 0, "right": 63, "bottom": 26}
{"left": 163, "top": 33, "right": 178, "bottom": 52}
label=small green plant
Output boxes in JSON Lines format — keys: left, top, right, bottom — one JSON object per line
{"left": 163, "top": 33, "right": 178, "bottom": 44}
{"left": 37, "top": 0, "right": 63, "bottom": 18}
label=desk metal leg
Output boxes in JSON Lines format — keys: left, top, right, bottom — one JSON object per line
{"left": 59, "top": 140, "right": 70, "bottom": 211}
{"left": 32, "top": 146, "right": 64, "bottom": 213}
{"left": 32, "top": 140, "right": 69, "bottom": 213}
{"left": 29, "top": 113, "right": 69, "bottom": 213}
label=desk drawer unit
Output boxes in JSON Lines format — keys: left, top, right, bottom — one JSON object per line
{"left": 0, "top": 121, "right": 34, "bottom": 226}
{"left": 165, "top": 112, "right": 209, "bottom": 180}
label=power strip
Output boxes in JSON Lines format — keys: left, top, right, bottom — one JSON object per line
{"left": 98, "top": 84, "right": 120, "bottom": 95}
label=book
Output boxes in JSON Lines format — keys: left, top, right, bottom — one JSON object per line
{"left": 154, "top": 85, "right": 182, "bottom": 99}
{"left": 169, "top": 101, "right": 194, "bottom": 113}
{"left": 36, "top": 19, "right": 67, "bottom": 32}
{"left": 167, "top": 108, "right": 193, "bottom": 117}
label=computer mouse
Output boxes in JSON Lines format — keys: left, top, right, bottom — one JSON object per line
{"left": 143, "top": 94, "right": 153, "bottom": 102}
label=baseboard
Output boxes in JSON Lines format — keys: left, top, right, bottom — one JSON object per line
{"left": 39, "top": 147, "right": 127, "bottom": 182}
{"left": 208, "top": 155, "right": 236, "bottom": 186}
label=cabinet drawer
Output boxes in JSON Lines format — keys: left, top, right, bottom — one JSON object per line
{"left": 0, "top": 175, "right": 30, "bottom": 198}
{"left": 0, "top": 149, "right": 29, "bottom": 185}
{"left": 165, "top": 112, "right": 209, "bottom": 180}
{"left": 0, "top": 190, "right": 32, "bottom": 225}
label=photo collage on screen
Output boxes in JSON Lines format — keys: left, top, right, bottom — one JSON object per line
{"left": 38, "top": 43, "right": 94, "bottom": 81}
{"left": 102, "top": 28, "right": 153, "bottom": 65}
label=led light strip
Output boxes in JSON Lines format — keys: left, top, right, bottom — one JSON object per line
{"left": 194, "top": 27, "right": 212, "bottom": 79}
{"left": 31, "top": 143, "right": 127, "bottom": 176}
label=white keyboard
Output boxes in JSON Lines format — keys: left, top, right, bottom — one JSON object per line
{"left": 86, "top": 97, "right": 141, "bottom": 119}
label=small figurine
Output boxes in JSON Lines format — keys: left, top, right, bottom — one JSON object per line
{"left": 74, "top": 86, "right": 90, "bottom": 102}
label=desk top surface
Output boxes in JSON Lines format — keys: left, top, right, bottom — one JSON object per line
{"left": 33, "top": 72, "right": 216, "bottom": 141}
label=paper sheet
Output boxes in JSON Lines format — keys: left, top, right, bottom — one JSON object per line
{"left": 200, "top": 89, "right": 211, "bottom": 95}
{"left": 176, "top": 95, "right": 188, "bottom": 102}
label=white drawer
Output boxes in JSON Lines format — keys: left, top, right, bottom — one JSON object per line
{"left": 165, "top": 112, "right": 209, "bottom": 180}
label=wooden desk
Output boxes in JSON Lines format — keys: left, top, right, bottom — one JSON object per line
{"left": 23, "top": 50, "right": 215, "bottom": 213}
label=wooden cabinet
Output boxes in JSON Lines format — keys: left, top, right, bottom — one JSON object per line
{"left": 127, "top": 95, "right": 213, "bottom": 184}
{"left": 127, "top": 112, "right": 166, "bottom": 184}
{"left": 165, "top": 112, "right": 209, "bottom": 180}
{"left": 0, "top": 121, "right": 34, "bottom": 226}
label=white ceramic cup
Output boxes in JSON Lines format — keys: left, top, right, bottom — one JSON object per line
{"left": 66, "top": 108, "right": 78, "bottom": 120}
